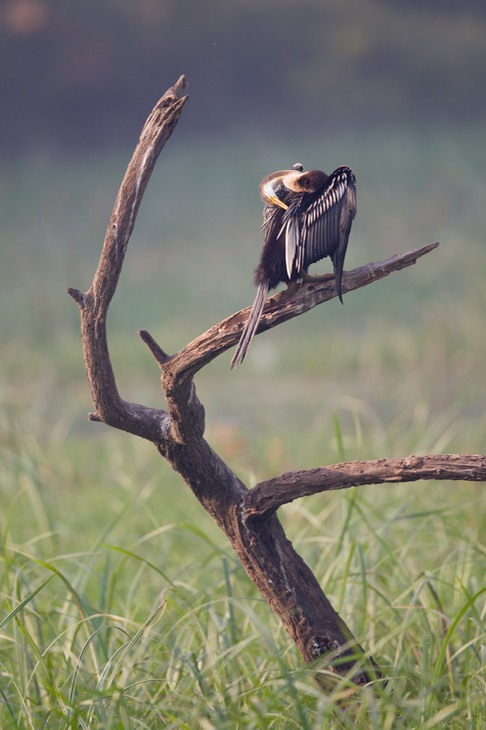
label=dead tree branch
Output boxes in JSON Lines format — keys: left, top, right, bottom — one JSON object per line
{"left": 160, "top": 242, "right": 439, "bottom": 385}
{"left": 246, "top": 454, "right": 486, "bottom": 518}
{"left": 68, "top": 78, "right": 485, "bottom": 691}
{"left": 67, "top": 75, "right": 189, "bottom": 442}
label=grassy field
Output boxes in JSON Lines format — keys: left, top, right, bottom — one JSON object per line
{"left": 1, "top": 127, "right": 485, "bottom": 727}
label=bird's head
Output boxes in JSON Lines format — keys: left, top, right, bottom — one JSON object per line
{"left": 259, "top": 163, "right": 304, "bottom": 209}
{"left": 281, "top": 169, "right": 327, "bottom": 193}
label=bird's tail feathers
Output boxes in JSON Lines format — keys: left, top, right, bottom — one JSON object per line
{"left": 230, "top": 282, "right": 268, "bottom": 368}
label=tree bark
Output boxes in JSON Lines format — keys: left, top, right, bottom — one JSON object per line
{"left": 68, "top": 77, "right": 486, "bottom": 689}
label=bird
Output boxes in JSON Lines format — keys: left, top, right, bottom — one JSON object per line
{"left": 230, "top": 162, "right": 357, "bottom": 368}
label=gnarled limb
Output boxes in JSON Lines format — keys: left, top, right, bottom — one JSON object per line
{"left": 68, "top": 78, "right": 485, "bottom": 691}
{"left": 67, "top": 75, "right": 189, "bottom": 442}
{"left": 246, "top": 454, "right": 486, "bottom": 518}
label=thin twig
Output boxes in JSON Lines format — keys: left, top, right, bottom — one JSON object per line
{"left": 138, "top": 329, "right": 171, "bottom": 369}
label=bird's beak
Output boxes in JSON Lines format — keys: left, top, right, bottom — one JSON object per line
{"left": 267, "top": 194, "right": 288, "bottom": 210}
{"left": 259, "top": 170, "right": 293, "bottom": 207}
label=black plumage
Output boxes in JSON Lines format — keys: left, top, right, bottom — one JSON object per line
{"left": 230, "top": 164, "right": 356, "bottom": 368}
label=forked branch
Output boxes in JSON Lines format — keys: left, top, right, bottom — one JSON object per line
{"left": 68, "top": 78, "right": 485, "bottom": 690}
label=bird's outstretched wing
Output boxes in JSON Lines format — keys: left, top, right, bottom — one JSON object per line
{"left": 300, "top": 166, "right": 356, "bottom": 269}
{"left": 282, "top": 166, "right": 357, "bottom": 298}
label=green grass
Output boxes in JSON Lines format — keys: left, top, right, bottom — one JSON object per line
{"left": 0, "top": 127, "right": 485, "bottom": 727}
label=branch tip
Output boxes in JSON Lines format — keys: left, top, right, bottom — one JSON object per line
{"left": 66, "top": 287, "right": 86, "bottom": 308}
{"left": 88, "top": 412, "right": 103, "bottom": 422}
{"left": 138, "top": 329, "right": 171, "bottom": 368}
{"left": 173, "top": 75, "right": 189, "bottom": 96}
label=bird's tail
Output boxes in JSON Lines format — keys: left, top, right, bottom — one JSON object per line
{"left": 230, "top": 282, "right": 268, "bottom": 369}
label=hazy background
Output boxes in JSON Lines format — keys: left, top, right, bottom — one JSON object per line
{"left": 1, "top": 0, "right": 485, "bottom": 538}
{"left": 3, "top": 0, "right": 486, "bottom": 153}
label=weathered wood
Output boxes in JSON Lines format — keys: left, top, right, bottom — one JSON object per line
{"left": 246, "top": 454, "right": 486, "bottom": 517}
{"left": 156, "top": 437, "right": 378, "bottom": 685}
{"left": 160, "top": 242, "right": 439, "bottom": 385}
{"left": 68, "top": 76, "right": 189, "bottom": 442}
{"left": 68, "top": 78, "right": 485, "bottom": 691}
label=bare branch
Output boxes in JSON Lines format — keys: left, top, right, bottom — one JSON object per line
{"left": 66, "top": 287, "right": 85, "bottom": 307}
{"left": 67, "top": 76, "right": 188, "bottom": 441}
{"left": 246, "top": 453, "right": 486, "bottom": 518}
{"left": 90, "top": 75, "right": 188, "bottom": 313}
{"left": 166, "top": 242, "right": 439, "bottom": 384}
{"left": 149, "top": 242, "right": 440, "bottom": 443}
{"left": 138, "top": 329, "right": 171, "bottom": 368}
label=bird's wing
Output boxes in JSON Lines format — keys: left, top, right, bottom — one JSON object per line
{"left": 276, "top": 195, "right": 304, "bottom": 279}
{"left": 300, "top": 166, "right": 357, "bottom": 276}
{"left": 284, "top": 217, "right": 300, "bottom": 279}
{"left": 333, "top": 178, "right": 357, "bottom": 299}
{"left": 262, "top": 202, "right": 280, "bottom": 234}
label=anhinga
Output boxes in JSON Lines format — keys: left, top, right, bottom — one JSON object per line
{"left": 230, "top": 163, "right": 357, "bottom": 368}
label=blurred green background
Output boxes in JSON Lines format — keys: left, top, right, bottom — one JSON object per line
{"left": 1, "top": 1, "right": 486, "bottom": 726}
